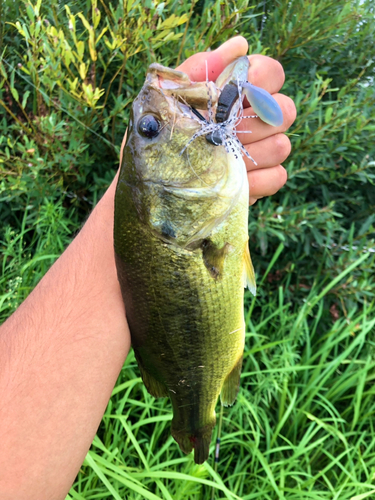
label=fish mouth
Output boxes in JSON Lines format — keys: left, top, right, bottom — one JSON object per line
{"left": 145, "top": 56, "right": 250, "bottom": 111}
{"left": 146, "top": 63, "right": 219, "bottom": 110}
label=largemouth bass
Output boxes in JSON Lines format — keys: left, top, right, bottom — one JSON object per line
{"left": 114, "top": 57, "right": 282, "bottom": 463}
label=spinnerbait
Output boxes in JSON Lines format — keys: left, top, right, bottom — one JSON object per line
{"left": 179, "top": 57, "right": 283, "bottom": 164}
{"left": 204, "top": 80, "right": 283, "bottom": 146}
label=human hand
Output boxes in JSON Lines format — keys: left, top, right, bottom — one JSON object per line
{"left": 119, "top": 38, "right": 295, "bottom": 205}
{"left": 176, "top": 36, "right": 296, "bottom": 205}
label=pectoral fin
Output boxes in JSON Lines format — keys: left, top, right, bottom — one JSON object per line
{"left": 201, "top": 239, "right": 231, "bottom": 279}
{"left": 244, "top": 242, "right": 256, "bottom": 296}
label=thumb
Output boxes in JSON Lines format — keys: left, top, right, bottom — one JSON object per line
{"left": 176, "top": 36, "right": 248, "bottom": 81}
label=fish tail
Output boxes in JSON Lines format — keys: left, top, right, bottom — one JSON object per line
{"left": 193, "top": 434, "right": 211, "bottom": 464}
{"left": 172, "top": 422, "right": 215, "bottom": 464}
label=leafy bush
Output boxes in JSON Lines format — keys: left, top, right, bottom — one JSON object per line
{"left": 1, "top": 0, "right": 375, "bottom": 498}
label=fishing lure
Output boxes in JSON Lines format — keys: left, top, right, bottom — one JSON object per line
{"left": 180, "top": 60, "right": 283, "bottom": 163}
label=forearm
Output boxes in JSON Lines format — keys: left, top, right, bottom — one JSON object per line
{"left": 0, "top": 178, "right": 130, "bottom": 499}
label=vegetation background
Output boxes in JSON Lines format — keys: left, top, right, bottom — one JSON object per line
{"left": 1, "top": 0, "right": 375, "bottom": 498}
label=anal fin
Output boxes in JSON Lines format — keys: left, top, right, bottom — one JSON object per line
{"left": 134, "top": 349, "right": 168, "bottom": 398}
{"left": 244, "top": 241, "right": 256, "bottom": 296}
{"left": 220, "top": 356, "right": 243, "bottom": 407}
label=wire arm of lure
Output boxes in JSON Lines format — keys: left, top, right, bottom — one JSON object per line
{"left": 189, "top": 107, "right": 206, "bottom": 122}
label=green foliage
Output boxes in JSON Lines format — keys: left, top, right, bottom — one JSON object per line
{"left": 1, "top": 0, "right": 375, "bottom": 498}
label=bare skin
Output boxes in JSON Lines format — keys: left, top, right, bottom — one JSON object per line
{"left": 0, "top": 37, "right": 295, "bottom": 499}
{"left": 176, "top": 37, "right": 295, "bottom": 204}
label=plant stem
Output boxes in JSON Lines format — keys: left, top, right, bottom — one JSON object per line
{"left": 176, "top": 0, "right": 196, "bottom": 67}
{"left": 0, "top": 98, "right": 31, "bottom": 135}
{"left": 210, "top": 403, "right": 224, "bottom": 500}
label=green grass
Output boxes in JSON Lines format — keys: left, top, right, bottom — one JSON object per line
{"left": 1, "top": 0, "right": 375, "bottom": 498}
{"left": 63, "top": 246, "right": 375, "bottom": 500}
{"left": 2, "top": 190, "right": 373, "bottom": 500}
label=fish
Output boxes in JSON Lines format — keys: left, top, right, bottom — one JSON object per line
{"left": 114, "top": 56, "right": 282, "bottom": 463}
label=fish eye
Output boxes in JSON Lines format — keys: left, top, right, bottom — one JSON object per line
{"left": 138, "top": 115, "right": 161, "bottom": 139}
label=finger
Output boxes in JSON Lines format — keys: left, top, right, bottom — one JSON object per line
{"left": 247, "top": 54, "right": 285, "bottom": 95}
{"left": 244, "top": 134, "right": 291, "bottom": 171}
{"left": 248, "top": 165, "right": 288, "bottom": 202}
{"left": 238, "top": 94, "right": 297, "bottom": 143}
{"left": 177, "top": 36, "right": 248, "bottom": 81}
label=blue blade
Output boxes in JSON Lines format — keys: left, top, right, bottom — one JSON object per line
{"left": 242, "top": 82, "right": 283, "bottom": 127}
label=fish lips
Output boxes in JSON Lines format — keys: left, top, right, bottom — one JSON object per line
{"left": 146, "top": 63, "right": 219, "bottom": 110}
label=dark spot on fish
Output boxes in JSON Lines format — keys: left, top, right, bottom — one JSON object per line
{"left": 161, "top": 221, "right": 176, "bottom": 239}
